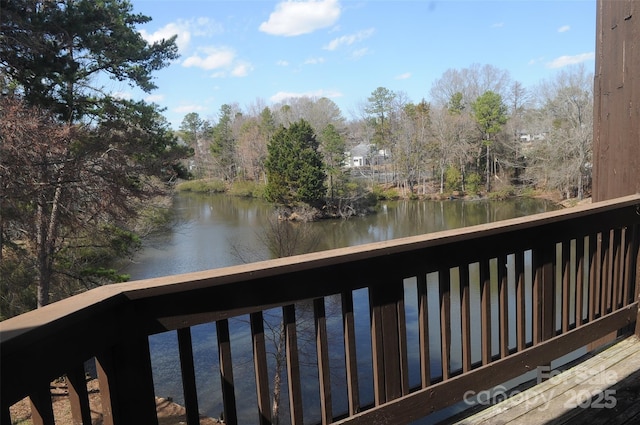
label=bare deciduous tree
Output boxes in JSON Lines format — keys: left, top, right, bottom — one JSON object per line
{"left": 523, "top": 65, "right": 593, "bottom": 199}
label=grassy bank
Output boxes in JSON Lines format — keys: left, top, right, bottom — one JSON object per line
{"left": 175, "top": 179, "right": 265, "bottom": 198}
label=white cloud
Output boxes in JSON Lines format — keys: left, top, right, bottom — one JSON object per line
{"left": 324, "top": 28, "right": 375, "bottom": 51}
{"left": 259, "top": 0, "right": 341, "bottom": 36}
{"left": 277, "top": 60, "right": 290, "bottom": 66}
{"left": 139, "top": 18, "right": 222, "bottom": 53}
{"left": 558, "top": 25, "right": 571, "bottom": 33}
{"left": 546, "top": 52, "right": 595, "bottom": 68}
{"left": 183, "top": 47, "right": 236, "bottom": 70}
{"left": 492, "top": 22, "right": 504, "bottom": 28}
{"left": 395, "top": 72, "right": 412, "bottom": 80}
{"left": 231, "top": 62, "right": 253, "bottom": 77}
{"left": 270, "top": 89, "right": 342, "bottom": 103}
{"left": 304, "top": 57, "right": 325, "bottom": 65}
{"left": 183, "top": 47, "right": 253, "bottom": 78}
{"left": 351, "top": 48, "right": 370, "bottom": 60}
{"left": 192, "top": 17, "right": 222, "bottom": 37}
{"left": 140, "top": 22, "right": 191, "bottom": 52}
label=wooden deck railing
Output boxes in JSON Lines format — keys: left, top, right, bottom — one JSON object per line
{"left": 2, "top": 195, "right": 640, "bottom": 425}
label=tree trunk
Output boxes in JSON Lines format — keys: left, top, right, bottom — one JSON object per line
{"left": 36, "top": 175, "right": 64, "bottom": 308}
{"left": 578, "top": 173, "right": 584, "bottom": 200}
{"left": 485, "top": 143, "right": 491, "bottom": 192}
{"left": 36, "top": 202, "right": 51, "bottom": 308}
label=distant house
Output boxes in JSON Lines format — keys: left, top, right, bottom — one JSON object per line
{"left": 345, "top": 143, "right": 374, "bottom": 168}
{"left": 518, "top": 131, "right": 547, "bottom": 143}
{"left": 344, "top": 143, "right": 392, "bottom": 168}
{"left": 519, "top": 133, "right": 532, "bottom": 142}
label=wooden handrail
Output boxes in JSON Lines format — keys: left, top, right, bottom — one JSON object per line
{"left": 2, "top": 194, "right": 640, "bottom": 425}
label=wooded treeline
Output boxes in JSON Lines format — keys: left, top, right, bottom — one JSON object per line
{"left": 0, "top": 0, "right": 190, "bottom": 317}
{"left": 0, "top": 0, "right": 593, "bottom": 319}
{"left": 182, "top": 63, "right": 593, "bottom": 203}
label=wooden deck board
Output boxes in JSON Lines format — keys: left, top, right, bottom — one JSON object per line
{"left": 453, "top": 336, "right": 640, "bottom": 425}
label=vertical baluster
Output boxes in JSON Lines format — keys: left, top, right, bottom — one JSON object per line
{"left": 480, "top": 260, "right": 491, "bottom": 365}
{"left": 635, "top": 225, "right": 640, "bottom": 303}
{"left": 439, "top": 269, "right": 451, "bottom": 379}
{"left": 314, "top": 298, "right": 333, "bottom": 424}
{"left": 532, "top": 247, "right": 542, "bottom": 345}
{"left": 562, "top": 241, "right": 571, "bottom": 333}
{"left": 532, "top": 244, "right": 555, "bottom": 343}
{"left": 515, "top": 251, "right": 526, "bottom": 351}
{"left": 369, "top": 282, "right": 405, "bottom": 402}
{"left": 97, "top": 351, "right": 116, "bottom": 425}
{"left": 216, "top": 319, "right": 238, "bottom": 425}
{"left": 575, "top": 236, "right": 585, "bottom": 327}
{"left": 601, "top": 230, "right": 612, "bottom": 315}
{"left": 283, "top": 304, "right": 304, "bottom": 425}
{"left": 623, "top": 224, "right": 639, "bottom": 306}
{"left": 588, "top": 233, "right": 599, "bottom": 321}
{"left": 541, "top": 245, "right": 556, "bottom": 341}
{"left": 96, "top": 334, "right": 158, "bottom": 425}
{"left": 612, "top": 228, "right": 623, "bottom": 309}
{"left": 29, "top": 383, "right": 55, "bottom": 425}
{"left": 2, "top": 406, "right": 11, "bottom": 425}
{"left": 417, "top": 273, "right": 431, "bottom": 387}
{"left": 459, "top": 265, "right": 472, "bottom": 372}
{"left": 632, "top": 224, "right": 640, "bottom": 338}
{"left": 369, "top": 287, "right": 385, "bottom": 405}
{"left": 250, "top": 312, "right": 273, "bottom": 425}
{"left": 66, "top": 363, "right": 92, "bottom": 425}
{"left": 498, "top": 254, "right": 509, "bottom": 358}
{"left": 177, "top": 327, "right": 200, "bottom": 425}
{"left": 621, "top": 227, "right": 629, "bottom": 304}
{"left": 341, "top": 291, "right": 360, "bottom": 415}
{"left": 397, "top": 287, "right": 410, "bottom": 396}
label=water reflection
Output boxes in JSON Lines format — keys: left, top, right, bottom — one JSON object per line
{"left": 133, "top": 193, "right": 560, "bottom": 423}
{"left": 125, "top": 194, "right": 557, "bottom": 280}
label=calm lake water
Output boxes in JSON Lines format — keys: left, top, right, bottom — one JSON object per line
{"left": 125, "top": 193, "right": 558, "bottom": 280}
{"left": 122, "top": 193, "right": 561, "bottom": 424}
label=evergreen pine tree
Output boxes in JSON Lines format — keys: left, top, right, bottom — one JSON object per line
{"left": 265, "top": 120, "right": 326, "bottom": 207}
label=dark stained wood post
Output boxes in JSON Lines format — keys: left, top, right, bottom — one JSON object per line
{"left": 514, "top": 252, "right": 526, "bottom": 351}
{"left": 438, "top": 269, "right": 452, "bottom": 379}
{"left": 313, "top": 297, "right": 333, "bottom": 424}
{"left": 459, "top": 266, "right": 472, "bottom": 371}
{"left": 177, "top": 327, "right": 201, "bottom": 425}
{"left": 479, "top": 260, "right": 492, "bottom": 364}
{"left": 96, "top": 335, "right": 158, "bottom": 425}
{"left": 28, "top": 383, "right": 55, "bottom": 425}
{"left": 217, "top": 319, "right": 238, "bottom": 425}
{"left": 369, "top": 280, "right": 408, "bottom": 404}
{"left": 592, "top": 0, "right": 639, "bottom": 201}
{"left": 283, "top": 304, "right": 304, "bottom": 425}
{"left": 592, "top": 0, "right": 640, "bottom": 345}
{"left": 341, "top": 290, "right": 361, "bottom": 415}
{"left": 250, "top": 312, "right": 273, "bottom": 425}
{"left": 66, "top": 364, "right": 92, "bottom": 425}
{"left": 417, "top": 273, "right": 431, "bottom": 387}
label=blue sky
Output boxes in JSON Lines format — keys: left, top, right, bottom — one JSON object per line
{"left": 117, "top": 0, "right": 597, "bottom": 128}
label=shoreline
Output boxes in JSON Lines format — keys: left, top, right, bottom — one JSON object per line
{"left": 9, "top": 378, "right": 221, "bottom": 425}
